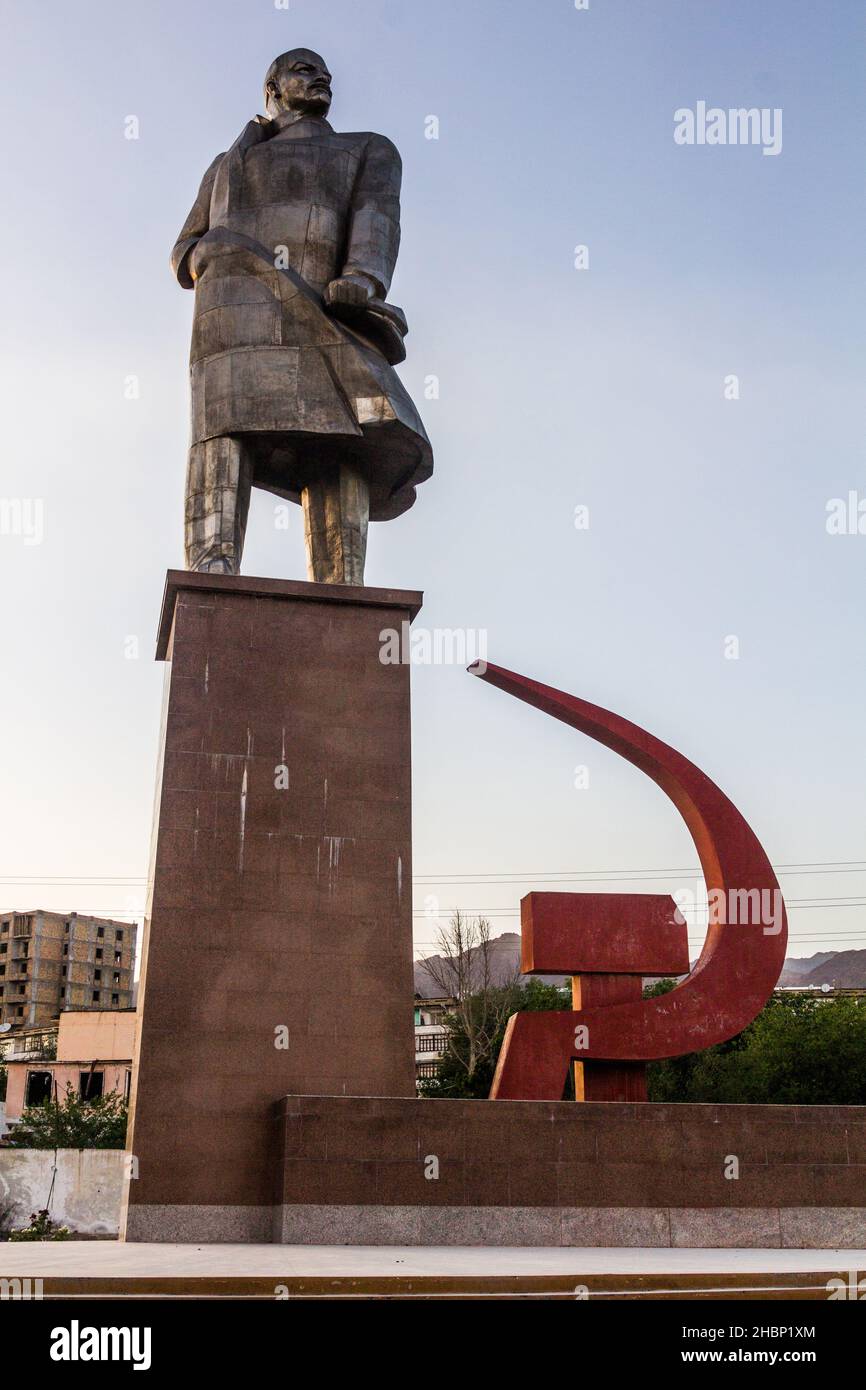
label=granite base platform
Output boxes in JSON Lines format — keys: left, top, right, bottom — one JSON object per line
{"left": 272, "top": 1096, "right": 866, "bottom": 1248}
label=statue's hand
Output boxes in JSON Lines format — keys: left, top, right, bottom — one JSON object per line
{"left": 324, "top": 275, "right": 377, "bottom": 311}
{"left": 188, "top": 241, "right": 206, "bottom": 282}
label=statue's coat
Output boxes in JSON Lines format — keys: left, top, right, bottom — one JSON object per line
{"left": 172, "top": 115, "right": 432, "bottom": 519}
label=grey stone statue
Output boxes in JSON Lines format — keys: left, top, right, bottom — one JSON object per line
{"left": 171, "top": 48, "right": 433, "bottom": 584}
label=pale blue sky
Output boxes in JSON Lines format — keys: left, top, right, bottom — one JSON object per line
{"left": 0, "top": 0, "right": 864, "bottom": 965}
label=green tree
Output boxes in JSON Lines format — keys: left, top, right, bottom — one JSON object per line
{"left": 423, "top": 975, "right": 866, "bottom": 1106}
{"left": 647, "top": 994, "right": 866, "bottom": 1105}
{"left": 6, "top": 1084, "right": 128, "bottom": 1149}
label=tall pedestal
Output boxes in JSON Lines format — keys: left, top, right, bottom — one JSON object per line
{"left": 123, "top": 571, "right": 420, "bottom": 1243}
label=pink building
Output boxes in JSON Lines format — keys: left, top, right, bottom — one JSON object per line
{"left": 3, "top": 1009, "right": 136, "bottom": 1125}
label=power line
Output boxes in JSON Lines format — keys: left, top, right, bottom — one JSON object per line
{"left": 2, "top": 859, "right": 865, "bottom": 888}
{"left": 414, "top": 932, "right": 866, "bottom": 951}
{"left": 412, "top": 899, "right": 866, "bottom": 916}
{"left": 5, "top": 893, "right": 865, "bottom": 918}
{"left": 411, "top": 856, "right": 866, "bottom": 878}
{"left": 414, "top": 864, "right": 866, "bottom": 885}
{"left": 413, "top": 933, "right": 866, "bottom": 947}
{"left": 7, "top": 894, "right": 866, "bottom": 921}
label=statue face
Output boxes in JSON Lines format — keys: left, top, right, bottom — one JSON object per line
{"left": 265, "top": 49, "right": 332, "bottom": 119}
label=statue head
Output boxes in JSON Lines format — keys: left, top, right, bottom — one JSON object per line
{"left": 264, "top": 49, "right": 332, "bottom": 120}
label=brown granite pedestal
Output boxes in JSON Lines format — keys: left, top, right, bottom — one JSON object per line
{"left": 122, "top": 571, "right": 420, "bottom": 1242}
{"left": 275, "top": 1095, "right": 866, "bottom": 1248}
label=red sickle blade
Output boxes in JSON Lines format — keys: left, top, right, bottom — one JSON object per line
{"left": 468, "top": 663, "right": 787, "bottom": 1099}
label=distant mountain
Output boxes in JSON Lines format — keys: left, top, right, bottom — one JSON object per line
{"left": 414, "top": 932, "right": 567, "bottom": 996}
{"left": 416, "top": 939, "right": 866, "bottom": 997}
{"left": 778, "top": 952, "right": 837, "bottom": 983}
{"left": 781, "top": 951, "right": 866, "bottom": 989}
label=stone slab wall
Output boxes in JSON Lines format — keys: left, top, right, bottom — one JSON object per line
{"left": 0, "top": 1150, "right": 124, "bottom": 1237}
{"left": 275, "top": 1096, "right": 866, "bottom": 1248}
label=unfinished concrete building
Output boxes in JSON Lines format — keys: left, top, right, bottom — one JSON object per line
{"left": 0, "top": 911, "right": 136, "bottom": 1030}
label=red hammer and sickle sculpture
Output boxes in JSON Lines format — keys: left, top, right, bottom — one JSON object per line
{"left": 469, "top": 664, "right": 788, "bottom": 1102}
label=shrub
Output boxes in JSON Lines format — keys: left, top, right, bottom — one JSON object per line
{"left": 6, "top": 1084, "right": 128, "bottom": 1149}
{"left": 8, "top": 1209, "right": 71, "bottom": 1242}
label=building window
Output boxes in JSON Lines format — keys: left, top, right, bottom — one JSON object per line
{"left": 16, "top": 1007, "right": 23, "bottom": 1017}
{"left": 0, "top": 964, "right": 4, "bottom": 976}
{"left": 17, "top": 984, "right": 25, "bottom": 996}
{"left": 94, "top": 969, "right": 102, "bottom": 982}
{"left": 115, "top": 929, "right": 123, "bottom": 941}
{"left": 0, "top": 944, "right": 6, "bottom": 954}
{"left": 92, "top": 990, "right": 100, "bottom": 1003}
{"left": 112, "top": 972, "right": 120, "bottom": 984}
{"left": 111, "top": 993, "right": 119, "bottom": 1005}
{"left": 97, "top": 927, "right": 105, "bottom": 939}
{"left": 124, "top": 1070, "right": 132, "bottom": 1102}
{"left": 95, "top": 949, "right": 103, "bottom": 961}
{"left": 26, "top": 1071, "right": 53, "bottom": 1106}
{"left": 62, "top": 944, "right": 68, "bottom": 957}
{"left": 61, "top": 966, "right": 67, "bottom": 978}
{"left": 0, "top": 922, "right": 7, "bottom": 934}
{"left": 114, "top": 951, "right": 122, "bottom": 965}
{"left": 79, "top": 1071, "right": 104, "bottom": 1101}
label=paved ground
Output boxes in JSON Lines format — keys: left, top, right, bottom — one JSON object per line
{"left": 1, "top": 1242, "right": 864, "bottom": 1276}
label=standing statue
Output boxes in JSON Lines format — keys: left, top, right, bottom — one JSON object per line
{"left": 171, "top": 48, "right": 433, "bottom": 584}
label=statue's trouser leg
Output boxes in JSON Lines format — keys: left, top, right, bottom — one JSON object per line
{"left": 185, "top": 437, "right": 253, "bottom": 574}
{"left": 301, "top": 462, "right": 370, "bottom": 585}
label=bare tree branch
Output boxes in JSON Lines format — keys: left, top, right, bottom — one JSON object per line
{"left": 419, "top": 911, "right": 522, "bottom": 1081}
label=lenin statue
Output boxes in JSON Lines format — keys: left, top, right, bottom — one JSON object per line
{"left": 171, "top": 48, "right": 433, "bottom": 584}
